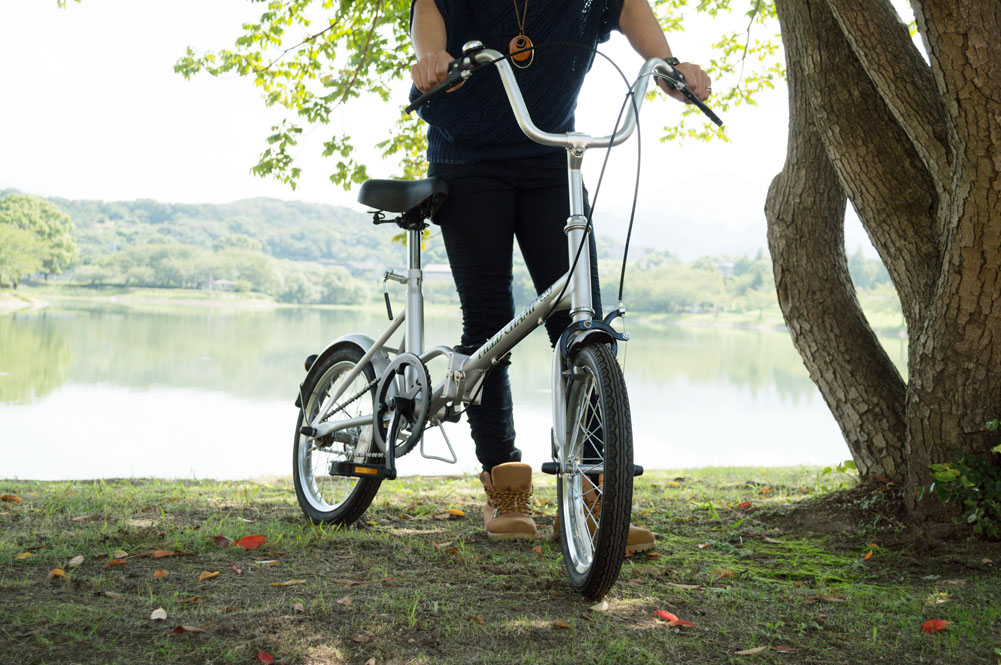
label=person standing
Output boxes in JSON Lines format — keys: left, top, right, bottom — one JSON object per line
{"left": 409, "top": 0, "right": 711, "bottom": 548}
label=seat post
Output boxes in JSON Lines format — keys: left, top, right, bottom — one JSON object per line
{"left": 404, "top": 226, "right": 424, "bottom": 355}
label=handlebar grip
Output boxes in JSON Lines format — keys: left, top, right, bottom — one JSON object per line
{"left": 404, "top": 65, "right": 468, "bottom": 114}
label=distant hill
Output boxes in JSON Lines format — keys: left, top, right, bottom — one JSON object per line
{"left": 0, "top": 190, "right": 449, "bottom": 269}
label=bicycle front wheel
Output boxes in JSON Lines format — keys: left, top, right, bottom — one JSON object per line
{"left": 293, "top": 345, "right": 382, "bottom": 525}
{"left": 557, "top": 342, "right": 633, "bottom": 600}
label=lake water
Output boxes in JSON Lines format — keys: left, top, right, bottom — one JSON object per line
{"left": 0, "top": 303, "right": 908, "bottom": 479}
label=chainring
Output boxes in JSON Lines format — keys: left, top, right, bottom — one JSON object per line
{"left": 374, "top": 352, "right": 432, "bottom": 459}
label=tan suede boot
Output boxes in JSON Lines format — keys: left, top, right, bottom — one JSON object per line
{"left": 479, "top": 462, "right": 537, "bottom": 540}
{"left": 553, "top": 474, "right": 655, "bottom": 554}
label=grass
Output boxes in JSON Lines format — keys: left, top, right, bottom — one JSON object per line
{"left": 1, "top": 469, "right": 999, "bottom": 665}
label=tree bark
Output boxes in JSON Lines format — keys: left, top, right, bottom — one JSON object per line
{"left": 768, "top": 0, "right": 1001, "bottom": 514}
{"left": 766, "top": 0, "right": 908, "bottom": 481}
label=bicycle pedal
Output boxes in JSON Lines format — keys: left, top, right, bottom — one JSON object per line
{"left": 329, "top": 461, "right": 397, "bottom": 480}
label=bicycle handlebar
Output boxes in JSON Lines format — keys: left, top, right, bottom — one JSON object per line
{"left": 404, "top": 41, "right": 723, "bottom": 151}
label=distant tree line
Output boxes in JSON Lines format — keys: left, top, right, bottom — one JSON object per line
{"left": 0, "top": 191, "right": 896, "bottom": 315}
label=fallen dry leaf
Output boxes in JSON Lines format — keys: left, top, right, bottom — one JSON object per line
{"left": 735, "top": 501, "right": 752, "bottom": 509}
{"left": 293, "top": 601, "right": 306, "bottom": 613}
{"left": 257, "top": 651, "right": 275, "bottom": 665}
{"left": 762, "top": 536, "right": 783, "bottom": 544}
{"left": 553, "top": 620, "right": 571, "bottom": 629}
{"left": 591, "top": 599, "right": 610, "bottom": 612}
{"left": 68, "top": 555, "right": 84, "bottom": 568}
{"left": 772, "top": 645, "right": 797, "bottom": 653}
{"left": 212, "top": 535, "right": 230, "bottom": 548}
{"left": 580, "top": 612, "right": 592, "bottom": 621}
{"left": 665, "top": 582, "right": 701, "bottom": 590}
{"left": 234, "top": 535, "right": 267, "bottom": 549}
{"left": 48, "top": 568, "right": 67, "bottom": 580}
{"left": 231, "top": 565, "right": 244, "bottom": 575}
{"left": 863, "top": 549, "right": 873, "bottom": 561}
{"left": 365, "top": 658, "right": 376, "bottom": 665}
{"left": 270, "top": 579, "right": 305, "bottom": 587}
{"left": 532, "top": 546, "right": 543, "bottom": 553}
{"left": 644, "top": 551, "right": 661, "bottom": 560}
{"left": 0, "top": 494, "right": 22, "bottom": 503}
{"left": 920, "top": 619, "right": 952, "bottom": 634}
{"left": 113, "top": 549, "right": 129, "bottom": 559}
{"left": 333, "top": 579, "right": 364, "bottom": 586}
{"left": 431, "top": 540, "right": 453, "bottom": 549}
{"left": 735, "top": 646, "right": 768, "bottom": 655}
{"left": 697, "top": 543, "right": 710, "bottom": 549}
{"left": 153, "top": 550, "right": 175, "bottom": 559}
{"left": 759, "top": 486, "right": 772, "bottom": 495}
{"left": 150, "top": 607, "right": 168, "bottom": 621}
{"left": 176, "top": 596, "right": 204, "bottom": 604}
{"left": 336, "top": 596, "right": 353, "bottom": 606}
{"left": 153, "top": 570, "right": 169, "bottom": 579}
{"left": 103, "top": 591, "right": 124, "bottom": 599}
{"left": 432, "top": 512, "right": 454, "bottom": 521}
{"left": 445, "top": 508, "right": 465, "bottom": 517}
{"left": 105, "top": 559, "right": 127, "bottom": 567}
{"left": 221, "top": 606, "right": 238, "bottom": 613}
{"left": 714, "top": 568, "right": 739, "bottom": 579}
{"left": 942, "top": 579, "right": 966, "bottom": 586}
{"left": 350, "top": 631, "right": 372, "bottom": 644}
{"left": 254, "top": 559, "right": 280, "bottom": 566}
{"left": 171, "top": 625, "right": 206, "bottom": 634}
{"left": 15, "top": 552, "right": 33, "bottom": 560}
{"left": 469, "top": 614, "right": 486, "bottom": 626}
{"left": 816, "top": 593, "right": 847, "bottom": 603}
{"left": 72, "top": 515, "right": 95, "bottom": 522}
{"left": 198, "top": 571, "right": 220, "bottom": 582}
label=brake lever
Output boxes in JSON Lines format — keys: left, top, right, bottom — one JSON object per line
{"left": 404, "top": 63, "right": 470, "bottom": 115}
{"left": 656, "top": 73, "right": 724, "bottom": 128}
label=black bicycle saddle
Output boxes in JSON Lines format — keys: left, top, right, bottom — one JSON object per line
{"left": 357, "top": 178, "right": 448, "bottom": 216}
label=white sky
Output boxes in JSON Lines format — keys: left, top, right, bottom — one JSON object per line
{"left": 0, "top": 1, "right": 879, "bottom": 256}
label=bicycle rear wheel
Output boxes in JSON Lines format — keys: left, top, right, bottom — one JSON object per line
{"left": 557, "top": 342, "right": 633, "bottom": 600}
{"left": 293, "top": 345, "right": 382, "bottom": 525}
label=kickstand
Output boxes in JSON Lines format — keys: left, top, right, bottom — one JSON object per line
{"left": 420, "top": 419, "right": 458, "bottom": 464}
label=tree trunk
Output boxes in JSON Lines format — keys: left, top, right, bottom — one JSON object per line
{"left": 767, "top": 0, "right": 1001, "bottom": 515}
{"left": 767, "top": 0, "right": 908, "bottom": 481}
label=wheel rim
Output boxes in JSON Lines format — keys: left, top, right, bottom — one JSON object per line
{"left": 297, "top": 360, "right": 375, "bottom": 513}
{"left": 561, "top": 366, "right": 604, "bottom": 575}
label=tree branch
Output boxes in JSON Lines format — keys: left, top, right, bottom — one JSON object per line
{"left": 824, "top": 0, "right": 950, "bottom": 200}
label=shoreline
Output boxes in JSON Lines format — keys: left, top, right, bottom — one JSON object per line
{"left": 3, "top": 284, "right": 908, "bottom": 335}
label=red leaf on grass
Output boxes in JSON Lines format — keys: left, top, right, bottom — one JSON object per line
{"left": 104, "top": 559, "right": 127, "bottom": 567}
{"left": 257, "top": 651, "right": 275, "bottom": 665}
{"left": 653, "top": 610, "right": 696, "bottom": 627}
{"left": 234, "top": 535, "right": 267, "bottom": 549}
{"left": 735, "top": 501, "right": 752, "bottom": 509}
{"left": 920, "top": 619, "right": 952, "bottom": 634}
{"left": 153, "top": 550, "right": 175, "bottom": 559}
{"left": 1, "top": 495, "right": 22, "bottom": 503}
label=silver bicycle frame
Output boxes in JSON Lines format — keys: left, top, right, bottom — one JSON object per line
{"left": 309, "top": 47, "right": 673, "bottom": 445}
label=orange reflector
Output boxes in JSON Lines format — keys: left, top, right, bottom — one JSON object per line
{"left": 354, "top": 466, "right": 379, "bottom": 475}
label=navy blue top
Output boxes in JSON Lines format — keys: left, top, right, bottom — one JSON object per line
{"left": 409, "top": 0, "right": 624, "bottom": 164}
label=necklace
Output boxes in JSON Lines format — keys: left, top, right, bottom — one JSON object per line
{"left": 509, "top": 0, "right": 534, "bottom": 69}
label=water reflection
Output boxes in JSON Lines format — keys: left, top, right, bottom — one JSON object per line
{"left": 0, "top": 304, "right": 907, "bottom": 479}
{"left": 0, "top": 315, "right": 73, "bottom": 404}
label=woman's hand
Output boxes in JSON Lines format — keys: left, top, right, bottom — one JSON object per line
{"left": 411, "top": 50, "right": 463, "bottom": 93}
{"left": 659, "top": 62, "right": 712, "bottom": 102}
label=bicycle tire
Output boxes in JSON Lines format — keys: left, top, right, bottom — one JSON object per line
{"left": 293, "top": 345, "right": 382, "bottom": 525}
{"left": 557, "top": 342, "right": 633, "bottom": 600}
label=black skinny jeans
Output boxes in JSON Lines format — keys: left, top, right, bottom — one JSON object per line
{"left": 429, "top": 152, "right": 601, "bottom": 472}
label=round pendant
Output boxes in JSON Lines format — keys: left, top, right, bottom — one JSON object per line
{"left": 509, "top": 35, "right": 534, "bottom": 69}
